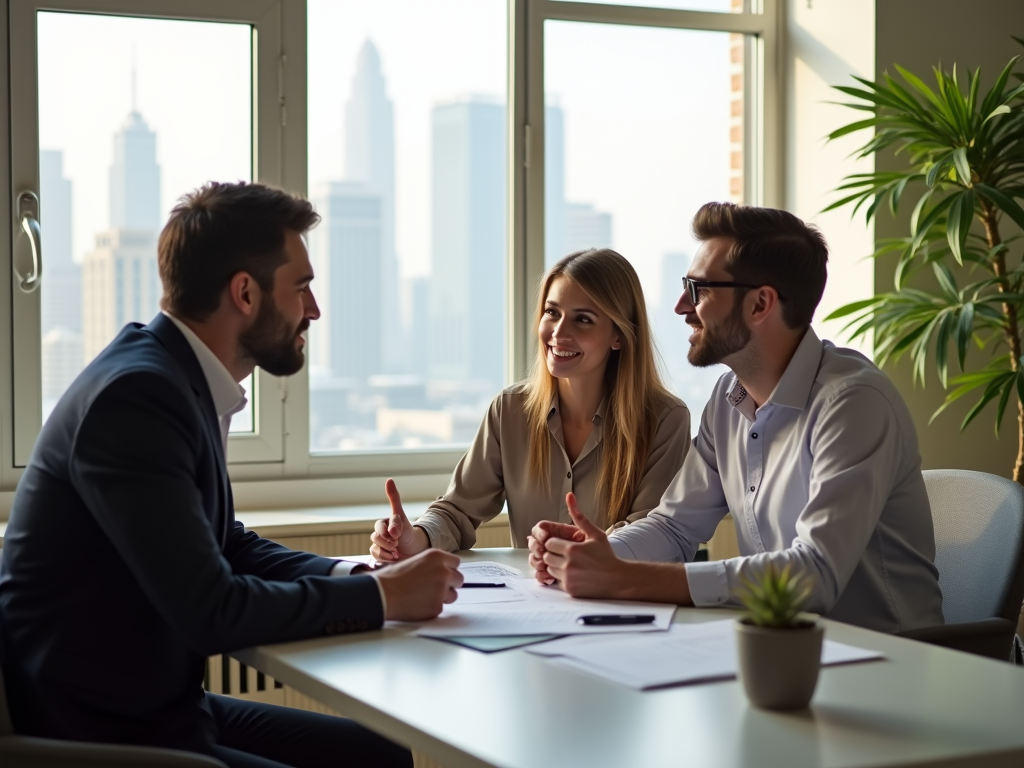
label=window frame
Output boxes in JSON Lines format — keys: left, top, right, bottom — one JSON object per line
{"left": 1, "top": 0, "right": 778, "bottom": 501}
{"left": 3, "top": 0, "right": 298, "bottom": 487}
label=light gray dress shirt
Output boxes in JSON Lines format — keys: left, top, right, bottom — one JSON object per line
{"left": 609, "top": 328, "right": 944, "bottom": 633}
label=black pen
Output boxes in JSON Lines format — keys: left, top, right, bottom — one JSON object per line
{"left": 461, "top": 582, "right": 507, "bottom": 588}
{"left": 577, "top": 614, "right": 655, "bottom": 625}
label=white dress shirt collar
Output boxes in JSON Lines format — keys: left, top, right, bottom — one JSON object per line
{"left": 161, "top": 311, "right": 247, "bottom": 445}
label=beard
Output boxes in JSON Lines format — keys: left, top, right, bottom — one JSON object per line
{"left": 239, "top": 295, "right": 309, "bottom": 377}
{"left": 687, "top": 299, "right": 751, "bottom": 367}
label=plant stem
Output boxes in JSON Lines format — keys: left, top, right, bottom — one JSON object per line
{"left": 983, "top": 207, "right": 1024, "bottom": 483}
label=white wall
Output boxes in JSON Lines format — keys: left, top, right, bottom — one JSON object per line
{"left": 785, "top": 0, "right": 876, "bottom": 355}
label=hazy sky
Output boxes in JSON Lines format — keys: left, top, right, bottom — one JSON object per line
{"left": 35, "top": 3, "right": 733, "bottom": 413}
{"left": 38, "top": 12, "right": 252, "bottom": 265}
{"left": 38, "top": 3, "right": 733, "bottom": 305}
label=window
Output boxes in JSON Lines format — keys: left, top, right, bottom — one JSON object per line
{"left": 544, "top": 20, "right": 745, "bottom": 424}
{"left": 305, "top": 0, "right": 508, "bottom": 455}
{"left": 1, "top": 0, "right": 776, "bottom": 494}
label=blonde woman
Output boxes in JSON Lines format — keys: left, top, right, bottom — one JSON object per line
{"left": 370, "top": 248, "right": 690, "bottom": 560}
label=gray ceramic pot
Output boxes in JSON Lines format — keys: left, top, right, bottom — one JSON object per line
{"left": 735, "top": 619, "right": 823, "bottom": 710}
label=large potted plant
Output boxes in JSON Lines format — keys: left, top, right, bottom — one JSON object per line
{"left": 824, "top": 49, "right": 1024, "bottom": 480}
{"left": 734, "top": 564, "right": 822, "bottom": 710}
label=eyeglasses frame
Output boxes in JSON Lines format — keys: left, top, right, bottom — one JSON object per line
{"left": 682, "top": 277, "right": 786, "bottom": 306}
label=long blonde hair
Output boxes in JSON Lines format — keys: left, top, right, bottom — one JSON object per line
{"left": 523, "top": 249, "right": 671, "bottom": 528}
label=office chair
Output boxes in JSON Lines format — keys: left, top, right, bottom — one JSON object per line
{"left": 0, "top": 554, "right": 227, "bottom": 767}
{"left": 898, "top": 469, "right": 1024, "bottom": 661}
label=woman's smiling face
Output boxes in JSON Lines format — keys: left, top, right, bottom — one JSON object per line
{"left": 538, "top": 275, "right": 621, "bottom": 382}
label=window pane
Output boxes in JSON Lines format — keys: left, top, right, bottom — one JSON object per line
{"left": 307, "top": 0, "right": 507, "bottom": 453}
{"left": 545, "top": 21, "right": 745, "bottom": 429}
{"left": 37, "top": 13, "right": 252, "bottom": 428}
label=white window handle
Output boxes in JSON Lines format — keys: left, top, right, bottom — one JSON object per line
{"left": 16, "top": 191, "right": 42, "bottom": 293}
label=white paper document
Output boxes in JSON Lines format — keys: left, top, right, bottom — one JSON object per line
{"left": 457, "top": 561, "right": 524, "bottom": 583}
{"left": 414, "top": 597, "right": 676, "bottom": 637}
{"left": 525, "top": 619, "right": 884, "bottom": 690}
{"left": 453, "top": 586, "right": 528, "bottom": 605}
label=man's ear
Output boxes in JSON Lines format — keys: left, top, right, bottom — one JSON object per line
{"left": 747, "top": 286, "right": 781, "bottom": 327}
{"left": 227, "top": 272, "right": 260, "bottom": 318}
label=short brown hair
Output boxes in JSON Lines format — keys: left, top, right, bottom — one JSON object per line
{"left": 158, "top": 181, "right": 320, "bottom": 320}
{"left": 692, "top": 202, "right": 828, "bottom": 329}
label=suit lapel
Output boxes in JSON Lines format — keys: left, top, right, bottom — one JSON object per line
{"left": 144, "top": 313, "right": 231, "bottom": 545}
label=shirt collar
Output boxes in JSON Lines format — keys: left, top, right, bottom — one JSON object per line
{"left": 546, "top": 392, "right": 607, "bottom": 427}
{"left": 162, "top": 311, "right": 247, "bottom": 421}
{"left": 768, "top": 326, "right": 824, "bottom": 410}
{"left": 724, "top": 327, "right": 823, "bottom": 420}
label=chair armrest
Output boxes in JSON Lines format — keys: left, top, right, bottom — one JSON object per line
{"left": 0, "top": 735, "right": 228, "bottom": 768}
{"left": 898, "top": 617, "right": 1017, "bottom": 661}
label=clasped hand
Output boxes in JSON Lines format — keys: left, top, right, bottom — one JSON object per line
{"left": 526, "top": 492, "right": 626, "bottom": 599}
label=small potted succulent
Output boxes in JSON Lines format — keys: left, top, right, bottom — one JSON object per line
{"left": 734, "top": 564, "right": 822, "bottom": 710}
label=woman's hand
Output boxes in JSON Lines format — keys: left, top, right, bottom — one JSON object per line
{"left": 369, "top": 479, "right": 430, "bottom": 562}
{"left": 538, "top": 492, "right": 629, "bottom": 599}
{"left": 528, "top": 494, "right": 587, "bottom": 584}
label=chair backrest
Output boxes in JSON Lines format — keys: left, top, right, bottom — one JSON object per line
{"left": 923, "top": 469, "right": 1024, "bottom": 625}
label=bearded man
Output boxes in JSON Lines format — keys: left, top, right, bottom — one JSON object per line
{"left": 0, "top": 182, "right": 463, "bottom": 767}
{"left": 528, "top": 202, "right": 944, "bottom": 634}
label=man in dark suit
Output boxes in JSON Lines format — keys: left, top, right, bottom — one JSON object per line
{"left": 0, "top": 182, "right": 462, "bottom": 768}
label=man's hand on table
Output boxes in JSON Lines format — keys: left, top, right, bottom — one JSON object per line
{"left": 370, "top": 478, "right": 430, "bottom": 562}
{"left": 527, "top": 493, "right": 628, "bottom": 598}
{"left": 375, "top": 549, "right": 463, "bottom": 621}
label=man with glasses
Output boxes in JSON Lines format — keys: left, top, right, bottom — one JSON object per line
{"left": 528, "top": 202, "right": 943, "bottom": 633}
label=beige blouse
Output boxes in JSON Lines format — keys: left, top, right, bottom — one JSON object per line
{"left": 413, "top": 384, "right": 691, "bottom": 551}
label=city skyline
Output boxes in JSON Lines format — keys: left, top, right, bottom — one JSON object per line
{"left": 37, "top": 16, "right": 731, "bottom": 444}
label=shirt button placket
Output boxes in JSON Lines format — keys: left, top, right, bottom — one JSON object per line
{"left": 746, "top": 418, "right": 766, "bottom": 552}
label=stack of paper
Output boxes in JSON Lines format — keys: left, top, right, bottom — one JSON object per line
{"left": 411, "top": 561, "right": 677, "bottom": 637}
{"left": 525, "top": 619, "right": 884, "bottom": 689}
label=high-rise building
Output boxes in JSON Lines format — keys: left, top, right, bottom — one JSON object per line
{"left": 545, "top": 104, "right": 565, "bottom": 268}
{"left": 308, "top": 181, "right": 383, "bottom": 380}
{"left": 343, "top": 40, "right": 401, "bottom": 373}
{"left": 82, "top": 228, "right": 160, "bottom": 362}
{"left": 42, "top": 327, "right": 83, "bottom": 402}
{"left": 82, "top": 99, "right": 161, "bottom": 364}
{"left": 109, "top": 111, "right": 161, "bottom": 231}
{"left": 564, "top": 202, "right": 613, "bottom": 254}
{"left": 40, "top": 149, "right": 83, "bottom": 405}
{"left": 429, "top": 96, "right": 505, "bottom": 386}
{"left": 39, "top": 150, "right": 79, "bottom": 336}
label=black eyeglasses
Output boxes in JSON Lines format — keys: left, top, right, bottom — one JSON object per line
{"left": 682, "top": 277, "right": 786, "bottom": 306}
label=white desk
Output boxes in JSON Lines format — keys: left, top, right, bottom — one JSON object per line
{"left": 235, "top": 549, "right": 1024, "bottom": 768}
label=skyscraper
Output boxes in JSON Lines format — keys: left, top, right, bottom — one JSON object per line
{"left": 39, "top": 150, "right": 78, "bottom": 336}
{"left": 82, "top": 228, "right": 160, "bottom": 362}
{"left": 429, "top": 96, "right": 505, "bottom": 386}
{"left": 40, "top": 150, "right": 83, "bottom": 407}
{"left": 83, "top": 102, "right": 161, "bottom": 364}
{"left": 564, "top": 202, "right": 613, "bottom": 254}
{"left": 109, "top": 110, "right": 161, "bottom": 231}
{"left": 343, "top": 40, "right": 401, "bottom": 373}
{"left": 308, "top": 181, "right": 383, "bottom": 380}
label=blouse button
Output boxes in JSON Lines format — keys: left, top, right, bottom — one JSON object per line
{"left": 749, "top": 486, "right": 755, "bottom": 492}
{"left": 567, "top": 471, "right": 572, "bottom": 479}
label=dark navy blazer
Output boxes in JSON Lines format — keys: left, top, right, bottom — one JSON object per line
{"left": 0, "top": 314, "right": 382, "bottom": 753}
